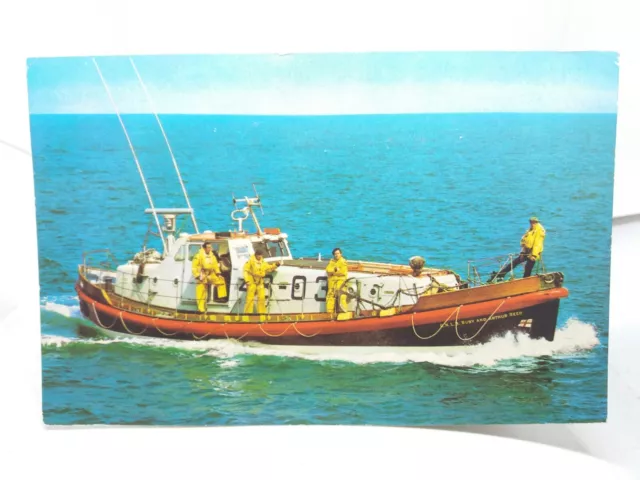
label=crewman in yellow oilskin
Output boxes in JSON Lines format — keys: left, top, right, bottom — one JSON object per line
{"left": 192, "top": 241, "right": 227, "bottom": 312}
{"left": 243, "top": 248, "right": 280, "bottom": 314}
{"left": 490, "top": 216, "right": 546, "bottom": 282}
{"left": 326, "top": 247, "right": 349, "bottom": 314}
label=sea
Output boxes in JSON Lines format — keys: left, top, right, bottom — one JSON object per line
{"left": 30, "top": 113, "right": 615, "bottom": 426}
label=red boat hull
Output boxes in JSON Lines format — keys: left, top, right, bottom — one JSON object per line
{"left": 76, "top": 281, "right": 568, "bottom": 347}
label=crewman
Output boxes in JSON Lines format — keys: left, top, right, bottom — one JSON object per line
{"left": 490, "top": 216, "right": 546, "bottom": 282}
{"left": 326, "top": 247, "right": 349, "bottom": 314}
{"left": 243, "top": 248, "right": 280, "bottom": 314}
{"left": 191, "top": 241, "right": 227, "bottom": 312}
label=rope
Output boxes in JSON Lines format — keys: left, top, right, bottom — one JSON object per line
{"left": 292, "top": 323, "right": 321, "bottom": 338}
{"left": 258, "top": 323, "right": 294, "bottom": 337}
{"left": 92, "top": 58, "right": 166, "bottom": 252}
{"left": 224, "top": 330, "right": 248, "bottom": 342}
{"left": 192, "top": 331, "right": 211, "bottom": 340}
{"left": 91, "top": 302, "right": 117, "bottom": 329}
{"left": 152, "top": 317, "right": 178, "bottom": 337}
{"left": 129, "top": 57, "right": 199, "bottom": 234}
{"left": 118, "top": 311, "right": 148, "bottom": 335}
{"left": 411, "top": 305, "right": 462, "bottom": 340}
{"left": 191, "top": 315, "right": 229, "bottom": 340}
{"left": 455, "top": 299, "right": 506, "bottom": 342}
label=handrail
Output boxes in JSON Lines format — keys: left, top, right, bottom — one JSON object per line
{"left": 82, "top": 249, "right": 121, "bottom": 271}
{"left": 466, "top": 252, "right": 546, "bottom": 286}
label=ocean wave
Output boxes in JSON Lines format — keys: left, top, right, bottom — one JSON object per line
{"left": 41, "top": 299, "right": 81, "bottom": 319}
{"left": 40, "top": 317, "right": 599, "bottom": 368}
{"left": 430, "top": 317, "right": 601, "bottom": 369}
{"left": 41, "top": 333, "right": 229, "bottom": 351}
{"left": 202, "top": 318, "right": 600, "bottom": 368}
{"left": 41, "top": 335, "right": 78, "bottom": 348}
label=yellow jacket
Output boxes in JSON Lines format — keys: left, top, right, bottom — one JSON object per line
{"left": 520, "top": 223, "right": 546, "bottom": 260}
{"left": 326, "top": 257, "right": 348, "bottom": 279}
{"left": 243, "top": 255, "right": 278, "bottom": 285}
{"left": 192, "top": 249, "right": 222, "bottom": 278}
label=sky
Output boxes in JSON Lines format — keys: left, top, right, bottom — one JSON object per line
{"left": 26, "top": 52, "right": 619, "bottom": 114}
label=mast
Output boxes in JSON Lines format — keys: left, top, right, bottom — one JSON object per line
{"left": 232, "top": 184, "right": 265, "bottom": 234}
{"left": 92, "top": 58, "right": 167, "bottom": 253}
{"left": 129, "top": 57, "right": 200, "bottom": 234}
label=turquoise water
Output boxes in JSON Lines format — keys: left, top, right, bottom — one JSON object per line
{"left": 31, "top": 113, "right": 615, "bottom": 425}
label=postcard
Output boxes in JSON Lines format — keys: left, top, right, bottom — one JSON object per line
{"left": 28, "top": 51, "right": 618, "bottom": 425}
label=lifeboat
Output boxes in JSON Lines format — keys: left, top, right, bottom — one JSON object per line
{"left": 75, "top": 196, "right": 568, "bottom": 349}
{"left": 75, "top": 58, "right": 569, "bottom": 351}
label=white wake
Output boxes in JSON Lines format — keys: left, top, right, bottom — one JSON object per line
{"left": 41, "top": 297, "right": 81, "bottom": 318}
{"left": 41, "top": 316, "right": 600, "bottom": 368}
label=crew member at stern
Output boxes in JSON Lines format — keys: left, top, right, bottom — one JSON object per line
{"left": 490, "top": 216, "right": 546, "bottom": 282}
{"left": 326, "top": 247, "right": 349, "bottom": 314}
{"left": 192, "top": 241, "right": 227, "bottom": 312}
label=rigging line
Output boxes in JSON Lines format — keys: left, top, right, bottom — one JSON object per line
{"left": 129, "top": 57, "right": 199, "bottom": 234}
{"left": 91, "top": 58, "right": 166, "bottom": 252}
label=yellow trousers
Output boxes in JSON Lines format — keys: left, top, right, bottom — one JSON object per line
{"left": 326, "top": 277, "right": 348, "bottom": 314}
{"left": 244, "top": 282, "right": 267, "bottom": 314}
{"left": 196, "top": 273, "right": 227, "bottom": 312}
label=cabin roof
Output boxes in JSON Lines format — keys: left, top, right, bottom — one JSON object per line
{"left": 187, "top": 231, "right": 255, "bottom": 242}
{"left": 188, "top": 233, "right": 219, "bottom": 242}
{"left": 187, "top": 229, "right": 284, "bottom": 242}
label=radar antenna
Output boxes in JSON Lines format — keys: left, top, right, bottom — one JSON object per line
{"left": 230, "top": 185, "right": 265, "bottom": 234}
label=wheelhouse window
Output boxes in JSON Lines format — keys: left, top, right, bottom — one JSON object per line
{"left": 252, "top": 240, "right": 289, "bottom": 258}
{"left": 174, "top": 245, "right": 186, "bottom": 261}
{"left": 188, "top": 244, "right": 202, "bottom": 261}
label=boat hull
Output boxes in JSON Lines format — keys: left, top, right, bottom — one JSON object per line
{"left": 76, "top": 281, "right": 566, "bottom": 347}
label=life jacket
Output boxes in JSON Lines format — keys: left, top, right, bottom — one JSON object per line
{"left": 192, "top": 249, "right": 221, "bottom": 277}
{"left": 243, "top": 255, "right": 277, "bottom": 285}
{"left": 521, "top": 223, "right": 546, "bottom": 258}
{"left": 326, "top": 257, "right": 348, "bottom": 279}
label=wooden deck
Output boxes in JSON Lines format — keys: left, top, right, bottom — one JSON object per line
{"left": 283, "top": 258, "right": 452, "bottom": 276}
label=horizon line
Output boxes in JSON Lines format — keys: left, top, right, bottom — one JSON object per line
{"left": 29, "top": 111, "right": 618, "bottom": 116}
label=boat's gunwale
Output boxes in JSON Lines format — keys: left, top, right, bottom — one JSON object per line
{"left": 76, "top": 276, "right": 568, "bottom": 339}
{"left": 76, "top": 264, "right": 566, "bottom": 323}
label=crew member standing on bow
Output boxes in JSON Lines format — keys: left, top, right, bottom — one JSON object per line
{"left": 490, "top": 216, "right": 546, "bottom": 282}
{"left": 243, "top": 248, "right": 280, "bottom": 314}
{"left": 192, "top": 241, "right": 227, "bottom": 312}
{"left": 326, "top": 247, "right": 349, "bottom": 314}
